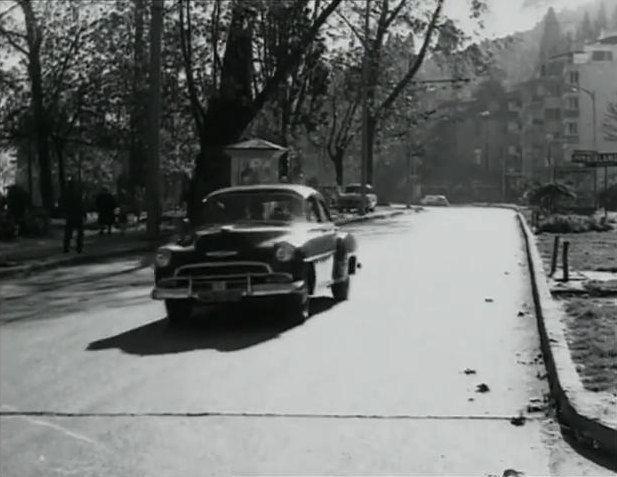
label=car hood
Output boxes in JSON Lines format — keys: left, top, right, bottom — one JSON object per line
{"left": 192, "top": 222, "right": 303, "bottom": 254}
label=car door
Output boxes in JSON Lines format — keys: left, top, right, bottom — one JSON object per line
{"left": 304, "top": 195, "right": 337, "bottom": 290}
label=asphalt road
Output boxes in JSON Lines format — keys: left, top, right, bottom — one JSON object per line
{"left": 1, "top": 207, "right": 615, "bottom": 476}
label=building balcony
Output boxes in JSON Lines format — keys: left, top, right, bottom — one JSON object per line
{"left": 563, "top": 108, "right": 579, "bottom": 119}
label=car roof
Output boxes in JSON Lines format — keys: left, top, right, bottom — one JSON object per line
{"left": 346, "top": 183, "right": 373, "bottom": 188}
{"left": 206, "top": 184, "right": 319, "bottom": 200}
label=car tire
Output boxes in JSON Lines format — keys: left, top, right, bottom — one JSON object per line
{"left": 331, "top": 277, "right": 350, "bottom": 302}
{"left": 165, "top": 299, "right": 193, "bottom": 326}
{"left": 286, "top": 294, "right": 309, "bottom": 324}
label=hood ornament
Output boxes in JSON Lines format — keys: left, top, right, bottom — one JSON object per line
{"left": 206, "top": 250, "right": 238, "bottom": 258}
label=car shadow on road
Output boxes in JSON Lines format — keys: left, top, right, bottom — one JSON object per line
{"left": 86, "top": 297, "right": 336, "bottom": 354}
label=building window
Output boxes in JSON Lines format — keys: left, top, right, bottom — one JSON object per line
{"left": 591, "top": 50, "right": 613, "bottom": 61}
{"left": 566, "top": 122, "right": 578, "bottom": 135}
{"left": 567, "top": 97, "right": 579, "bottom": 110}
{"left": 569, "top": 71, "right": 579, "bottom": 85}
{"left": 545, "top": 108, "right": 561, "bottom": 120}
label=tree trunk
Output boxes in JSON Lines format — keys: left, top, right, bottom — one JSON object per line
{"left": 366, "top": 114, "right": 376, "bottom": 185}
{"left": 129, "top": 0, "right": 148, "bottom": 198}
{"left": 188, "top": 0, "right": 255, "bottom": 220}
{"left": 146, "top": 0, "right": 163, "bottom": 240}
{"left": 54, "top": 138, "right": 66, "bottom": 200}
{"left": 331, "top": 148, "right": 344, "bottom": 186}
{"left": 21, "top": 0, "right": 54, "bottom": 210}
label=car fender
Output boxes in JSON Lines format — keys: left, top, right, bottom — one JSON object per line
{"left": 336, "top": 231, "right": 357, "bottom": 254}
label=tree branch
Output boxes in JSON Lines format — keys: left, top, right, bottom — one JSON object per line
{"left": 251, "top": 0, "right": 343, "bottom": 118}
{"left": 375, "top": 0, "right": 444, "bottom": 119}
{"left": 0, "top": 24, "right": 28, "bottom": 56}
{"left": 179, "top": 0, "right": 206, "bottom": 130}
{"left": 336, "top": 10, "right": 366, "bottom": 47}
{"left": 384, "top": 0, "right": 407, "bottom": 27}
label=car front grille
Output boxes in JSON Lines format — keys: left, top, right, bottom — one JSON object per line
{"left": 174, "top": 262, "right": 272, "bottom": 279}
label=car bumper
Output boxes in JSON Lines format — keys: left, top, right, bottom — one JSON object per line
{"left": 151, "top": 275, "right": 306, "bottom": 303}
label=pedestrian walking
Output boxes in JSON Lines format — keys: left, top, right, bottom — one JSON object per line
{"left": 6, "top": 184, "right": 30, "bottom": 237}
{"left": 62, "top": 178, "right": 85, "bottom": 253}
{"left": 95, "top": 187, "right": 116, "bottom": 235}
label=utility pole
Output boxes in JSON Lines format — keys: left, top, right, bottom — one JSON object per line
{"left": 360, "top": 0, "right": 370, "bottom": 214}
{"left": 146, "top": 0, "right": 163, "bottom": 240}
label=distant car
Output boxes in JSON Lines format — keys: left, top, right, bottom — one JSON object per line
{"left": 151, "top": 184, "right": 359, "bottom": 326}
{"left": 420, "top": 194, "right": 450, "bottom": 206}
{"left": 337, "top": 183, "right": 378, "bottom": 213}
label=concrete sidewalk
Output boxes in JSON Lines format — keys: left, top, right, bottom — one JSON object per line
{"left": 0, "top": 208, "right": 409, "bottom": 279}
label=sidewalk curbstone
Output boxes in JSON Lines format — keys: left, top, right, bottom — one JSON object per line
{"left": 516, "top": 212, "right": 617, "bottom": 458}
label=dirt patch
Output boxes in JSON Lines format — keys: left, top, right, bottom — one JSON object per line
{"left": 561, "top": 298, "right": 617, "bottom": 394}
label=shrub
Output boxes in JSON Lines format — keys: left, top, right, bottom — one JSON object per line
{"left": 537, "top": 214, "right": 612, "bottom": 233}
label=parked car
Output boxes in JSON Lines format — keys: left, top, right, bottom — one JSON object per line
{"left": 151, "top": 184, "right": 359, "bottom": 326}
{"left": 420, "top": 194, "right": 450, "bottom": 206}
{"left": 337, "top": 183, "right": 378, "bottom": 213}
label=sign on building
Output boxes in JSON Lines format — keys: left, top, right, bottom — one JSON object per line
{"left": 572, "top": 150, "right": 617, "bottom": 166}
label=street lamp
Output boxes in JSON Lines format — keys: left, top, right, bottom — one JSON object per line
{"left": 569, "top": 84, "right": 601, "bottom": 207}
{"left": 569, "top": 84, "right": 597, "bottom": 150}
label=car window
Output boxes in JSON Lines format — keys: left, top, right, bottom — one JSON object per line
{"left": 202, "top": 191, "right": 305, "bottom": 224}
{"left": 306, "top": 197, "right": 323, "bottom": 223}
{"left": 317, "top": 198, "right": 332, "bottom": 222}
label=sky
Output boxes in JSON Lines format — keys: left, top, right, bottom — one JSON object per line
{"left": 445, "top": 0, "right": 594, "bottom": 39}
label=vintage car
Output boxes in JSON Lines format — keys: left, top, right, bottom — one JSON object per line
{"left": 337, "top": 183, "right": 378, "bottom": 213}
{"left": 420, "top": 194, "right": 450, "bottom": 207}
{"left": 151, "top": 184, "right": 359, "bottom": 325}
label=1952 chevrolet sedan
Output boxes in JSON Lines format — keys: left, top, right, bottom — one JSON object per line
{"left": 151, "top": 184, "right": 359, "bottom": 325}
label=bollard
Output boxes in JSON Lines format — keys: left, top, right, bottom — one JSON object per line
{"left": 562, "top": 240, "right": 570, "bottom": 282}
{"left": 550, "top": 235, "right": 560, "bottom": 277}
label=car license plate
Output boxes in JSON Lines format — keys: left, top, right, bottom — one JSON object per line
{"left": 211, "top": 281, "right": 226, "bottom": 291}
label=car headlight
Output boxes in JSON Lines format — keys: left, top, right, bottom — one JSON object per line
{"left": 274, "top": 242, "right": 296, "bottom": 262}
{"left": 155, "top": 249, "right": 172, "bottom": 267}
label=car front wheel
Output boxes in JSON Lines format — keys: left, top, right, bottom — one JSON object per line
{"left": 286, "top": 294, "right": 309, "bottom": 324}
{"left": 331, "top": 277, "right": 350, "bottom": 302}
{"left": 165, "top": 299, "right": 193, "bottom": 326}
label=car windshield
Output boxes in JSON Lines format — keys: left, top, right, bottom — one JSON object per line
{"left": 201, "top": 191, "right": 306, "bottom": 224}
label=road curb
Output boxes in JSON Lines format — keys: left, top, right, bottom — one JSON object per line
{"left": 0, "top": 210, "right": 407, "bottom": 279}
{"left": 516, "top": 212, "right": 617, "bottom": 457}
{"left": 334, "top": 210, "right": 406, "bottom": 226}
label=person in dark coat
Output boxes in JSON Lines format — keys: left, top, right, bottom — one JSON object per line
{"left": 95, "top": 187, "right": 116, "bottom": 235}
{"left": 6, "top": 185, "right": 30, "bottom": 236}
{"left": 62, "top": 178, "right": 85, "bottom": 253}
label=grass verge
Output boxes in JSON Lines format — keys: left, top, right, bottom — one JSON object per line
{"left": 561, "top": 298, "right": 617, "bottom": 394}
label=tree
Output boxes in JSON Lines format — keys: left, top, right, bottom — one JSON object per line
{"left": 604, "top": 95, "right": 617, "bottom": 142}
{"left": 178, "top": 0, "right": 343, "bottom": 218}
{"left": 538, "top": 7, "right": 562, "bottom": 63}
{"left": 336, "top": 0, "right": 486, "bottom": 185}
{"left": 594, "top": 1, "right": 607, "bottom": 39}
{"left": 146, "top": 0, "right": 163, "bottom": 239}
{"left": 577, "top": 12, "right": 595, "bottom": 44}
{"left": 315, "top": 50, "right": 363, "bottom": 186}
{"left": 0, "top": 1, "right": 103, "bottom": 208}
